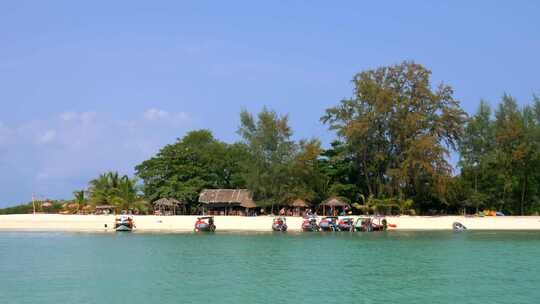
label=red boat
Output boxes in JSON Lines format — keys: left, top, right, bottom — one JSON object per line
{"left": 301, "top": 217, "right": 319, "bottom": 231}
{"left": 355, "top": 217, "right": 387, "bottom": 232}
{"left": 272, "top": 217, "right": 288, "bottom": 232}
{"left": 194, "top": 216, "right": 216, "bottom": 232}
{"left": 337, "top": 217, "right": 354, "bottom": 231}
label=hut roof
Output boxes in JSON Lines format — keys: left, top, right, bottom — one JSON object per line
{"left": 41, "top": 202, "right": 53, "bottom": 208}
{"left": 152, "top": 198, "right": 184, "bottom": 207}
{"left": 290, "top": 198, "right": 309, "bottom": 208}
{"left": 199, "top": 189, "right": 256, "bottom": 208}
{"left": 95, "top": 205, "right": 116, "bottom": 209}
{"left": 320, "top": 197, "right": 349, "bottom": 207}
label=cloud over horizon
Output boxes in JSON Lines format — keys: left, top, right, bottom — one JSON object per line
{"left": 0, "top": 109, "right": 194, "bottom": 206}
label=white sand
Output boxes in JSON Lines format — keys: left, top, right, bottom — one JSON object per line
{"left": 1, "top": 214, "right": 540, "bottom": 232}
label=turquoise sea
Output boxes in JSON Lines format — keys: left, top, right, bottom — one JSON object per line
{"left": 1, "top": 231, "right": 539, "bottom": 304}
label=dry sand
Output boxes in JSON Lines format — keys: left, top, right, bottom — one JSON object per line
{"left": 1, "top": 214, "right": 540, "bottom": 232}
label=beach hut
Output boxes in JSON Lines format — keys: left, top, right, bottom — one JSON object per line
{"left": 289, "top": 198, "right": 310, "bottom": 216}
{"left": 152, "top": 198, "right": 186, "bottom": 215}
{"left": 198, "top": 189, "right": 256, "bottom": 216}
{"left": 320, "top": 197, "right": 349, "bottom": 216}
{"left": 95, "top": 205, "right": 116, "bottom": 215}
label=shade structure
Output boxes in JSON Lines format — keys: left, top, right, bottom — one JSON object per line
{"left": 95, "top": 205, "right": 116, "bottom": 209}
{"left": 320, "top": 197, "right": 349, "bottom": 207}
{"left": 290, "top": 198, "right": 309, "bottom": 208}
{"left": 152, "top": 198, "right": 185, "bottom": 215}
{"left": 199, "top": 189, "right": 256, "bottom": 208}
{"left": 198, "top": 189, "right": 256, "bottom": 216}
{"left": 152, "top": 198, "right": 184, "bottom": 208}
{"left": 320, "top": 197, "right": 349, "bottom": 216}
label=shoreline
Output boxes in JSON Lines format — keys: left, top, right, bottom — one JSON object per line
{"left": 2, "top": 214, "right": 540, "bottom": 232}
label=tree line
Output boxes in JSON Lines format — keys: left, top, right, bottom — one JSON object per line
{"left": 2, "top": 61, "right": 539, "bottom": 215}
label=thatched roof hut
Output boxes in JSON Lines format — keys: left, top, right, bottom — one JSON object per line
{"left": 152, "top": 198, "right": 185, "bottom": 215}
{"left": 152, "top": 198, "right": 184, "bottom": 208}
{"left": 199, "top": 189, "right": 256, "bottom": 208}
{"left": 290, "top": 198, "right": 309, "bottom": 208}
{"left": 95, "top": 205, "right": 116, "bottom": 214}
{"left": 320, "top": 197, "right": 349, "bottom": 207}
{"left": 96, "top": 205, "right": 116, "bottom": 209}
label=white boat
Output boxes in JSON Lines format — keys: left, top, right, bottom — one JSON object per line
{"left": 115, "top": 215, "right": 134, "bottom": 232}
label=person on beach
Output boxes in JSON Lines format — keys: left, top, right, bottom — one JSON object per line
{"left": 279, "top": 207, "right": 285, "bottom": 216}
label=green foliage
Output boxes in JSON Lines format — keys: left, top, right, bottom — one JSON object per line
{"left": 321, "top": 61, "right": 467, "bottom": 211}
{"left": 73, "top": 190, "right": 87, "bottom": 211}
{"left": 0, "top": 203, "right": 34, "bottom": 214}
{"left": 238, "top": 108, "right": 296, "bottom": 206}
{"left": 6, "top": 62, "right": 540, "bottom": 216}
{"left": 457, "top": 94, "right": 540, "bottom": 215}
{"left": 88, "top": 171, "right": 139, "bottom": 210}
{"left": 0, "top": 201, "right": 64, "bottom": 214}
{"left": 135, "top": 130, "right": 247, "bottom": 203}
{"left": 286, "top": 139, "right": 328, "bottom": 203}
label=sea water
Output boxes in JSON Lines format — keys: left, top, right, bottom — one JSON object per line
{"left": 1, "top": 231, "right": 539, "bottom": 304}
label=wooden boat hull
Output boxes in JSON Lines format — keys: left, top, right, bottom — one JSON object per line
{"left": 337, "top": 224, "right": 353, "bottom": 231}
{"left": 195, "top": 224, "right": 216, "bottom": 232}
{"left": 272, "top": 224, "right": 287, "bottom": 232}
{"left": 115, "top": 224, "right": 133, "bottom": 232}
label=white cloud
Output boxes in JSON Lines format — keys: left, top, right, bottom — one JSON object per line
{"left": 60, "top": 112, "right": 77, "bottom": 121}
{"left": 144, "top": 108, "right": 169, "bottom": 121}
{"left": 0, "top": 108, "right": 195, "bottom": 205}
{"left": 60, "top": 111, "right": 97, "bottom": 124}
{"left": 36, "top": 129, "right": 57, "bottom": 144}
{"left": 173, "top": 112, "right": 190, "bottom": 121}
{"left": 143, "top": 108, "right": 190, "bottom": 124}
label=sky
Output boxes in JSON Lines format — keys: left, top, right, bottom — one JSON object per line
{"left": 1, "top": 1, "right": 539, "bottom": 206}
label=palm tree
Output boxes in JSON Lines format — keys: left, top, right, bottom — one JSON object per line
{"left": 88, "top": 171, "right": 139, "bottom": 210}
{"left": 73, "top": 190, "right": 86, "bottom": 213}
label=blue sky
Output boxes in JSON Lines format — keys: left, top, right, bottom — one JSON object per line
{"left": 1, "top": 1, "right": 539, "bottom": 206}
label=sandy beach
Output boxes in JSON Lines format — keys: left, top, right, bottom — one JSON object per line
{"left": 1, "top": 214, "right": 540, "bottom": 232}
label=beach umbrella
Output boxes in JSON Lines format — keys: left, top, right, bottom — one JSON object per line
{"left": 290, "top": 198, "right": 309, "bottom": 208}
{"left": 320, "top": 197, "right": 349, "bottom": 215}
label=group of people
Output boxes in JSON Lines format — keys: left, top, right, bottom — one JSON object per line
{"left": 276, "top": 208, "right": 317, "bottom": 217}
{"left": 277, "top": 206, "right": 352, "bottom": 217}
{"left": 276, "top": 207, "right": 309, "bottom": 217}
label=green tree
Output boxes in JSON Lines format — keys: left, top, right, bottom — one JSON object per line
{"left": 286, "top": 139, "right": 328, "bottom": 204}
{"left": 73, "top": 190, "right": 87, "bottom": 212}
{"left": 322, "top": 61, "right": 467, "bottom": 212}
{"left": 88, "top": 171, "right": 139, "bottom": 210}
{"left": 458, "top": 100, "right": 496, "bottom": 213}
{"left": 318, "top": 140, "right": 361, "bottom": 203}
{"left": 457, "top": 94, "right": 540, "bottom": 215}
{"left": 135, "top": 130, "right": 247, "bottom": 204}
{"left": 238, "top": 108, "right": 297, "bottom": 210}
{"left": 493, "top": 94, "right": 526, "bottom": 213}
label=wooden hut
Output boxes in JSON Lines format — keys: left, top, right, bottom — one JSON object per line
{"left": 289, "top": 198, "right": 310, "bottom": 216}
{"left": 95, "top": 205, "right": 116, "bottom": 215}
{"left": 320, "top": 197, "right": 349, "bottom": 216}
{"left": 152, "top": 198, "right": 186, "bottom": 215}
{"left": 198, "top": 189, "right": 256, "bottom": 216}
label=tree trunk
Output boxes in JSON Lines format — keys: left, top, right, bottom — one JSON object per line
{"left": 474, "top": 171, "right": 479, "bottom": 214}
{"left": 520, "top": 174, "right": 527, "bottom": 216}
{"left": 361, "top": 151, "right": 373, "bottom": 196}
